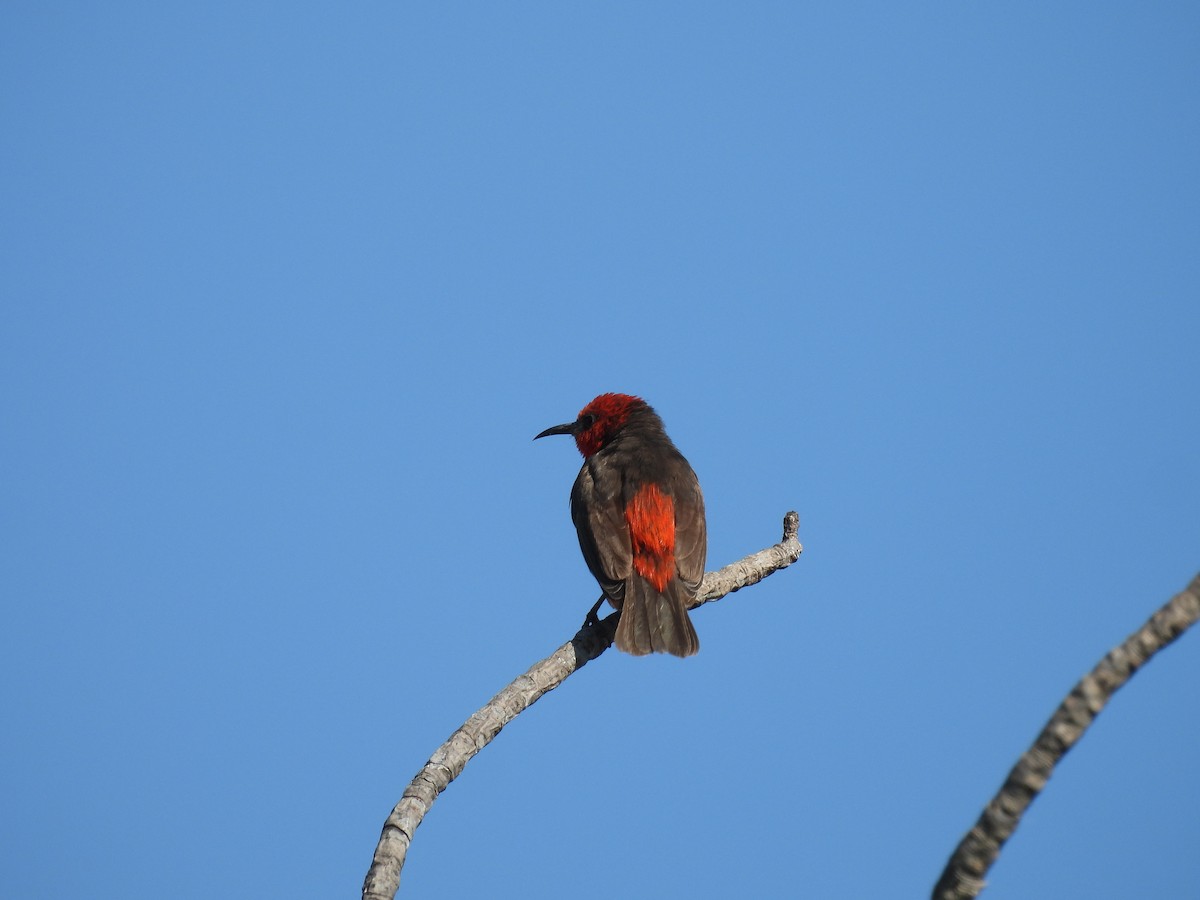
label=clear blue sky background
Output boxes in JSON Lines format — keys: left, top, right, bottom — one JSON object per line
{"left": 3, "top": 4, "right": 1198, "bottom": 898}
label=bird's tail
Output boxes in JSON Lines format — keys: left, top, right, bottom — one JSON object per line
{"left": 615, "top": 576, "right": 699, "bottom": 657}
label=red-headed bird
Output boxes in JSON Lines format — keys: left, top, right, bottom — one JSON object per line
{"left": 535, "top": 393, "right": 705, "bottom": 657}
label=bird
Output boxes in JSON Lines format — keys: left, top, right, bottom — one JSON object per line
{"left": 535, "top": 393, "right": 705, "bottom": 657}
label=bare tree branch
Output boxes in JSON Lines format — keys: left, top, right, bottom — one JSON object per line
{"left": 362, "top": 512, "right": 802, "bottom": 900}
{"left": 933, "top": 572, "right": 1200, "bottom": 900}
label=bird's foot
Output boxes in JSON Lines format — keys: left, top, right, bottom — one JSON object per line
{"left": 582, "top": 595, "right": 606, "bottom": 630}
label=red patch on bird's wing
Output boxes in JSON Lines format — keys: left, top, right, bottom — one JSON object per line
{"left": 624, "top": 483, "right": 675, "bottom": 593}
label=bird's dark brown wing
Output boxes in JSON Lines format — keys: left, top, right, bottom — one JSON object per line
{"left": 670, "top": 456, "right": 707, "bottom": 599}
{"left": 569, "top": 459, "right": 631, "bottom": 604}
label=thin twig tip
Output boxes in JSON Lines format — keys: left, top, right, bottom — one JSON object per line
{"left": 783, "top": 511, "right": 799, "bottom": 540}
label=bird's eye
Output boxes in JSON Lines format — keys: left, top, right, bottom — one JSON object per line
{"left": 579, "top": 414, "right": 597, "bottom": 429}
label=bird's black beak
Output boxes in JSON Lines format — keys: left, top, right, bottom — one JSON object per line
{"left": 534, "top": 420, "right": 578, "bottom": 440}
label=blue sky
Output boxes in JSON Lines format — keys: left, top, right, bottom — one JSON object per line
{"left": 3, "top": 4, "right": 1198, "bottom": 898}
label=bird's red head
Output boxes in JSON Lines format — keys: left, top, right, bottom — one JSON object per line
{"left": 535, "top": 392, "right": 648, "bottom": 458}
